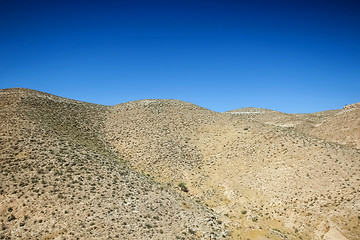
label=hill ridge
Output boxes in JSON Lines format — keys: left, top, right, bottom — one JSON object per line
{"left": 1, "top": 88, "right": 359, "bottom": 240}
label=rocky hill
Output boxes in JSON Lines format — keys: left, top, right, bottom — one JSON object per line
{"left": 225, "top": 103, "right": 360, "bottom": 149}
{"left": 0, "top": 88, "right": 225, "bottom": 240}
{"left": 308, "top": 103, "right": 360, "bottom": 149}
{"left": 1, "top": 88, "right": 359, "bottom": 240}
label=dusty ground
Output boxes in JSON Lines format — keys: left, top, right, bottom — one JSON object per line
{"left": 1, "top": 88, "right": 359, "bottom": 239}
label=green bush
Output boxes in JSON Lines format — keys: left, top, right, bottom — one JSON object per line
{"left": 178, "top": 182, "right": 188, "bottom": 192}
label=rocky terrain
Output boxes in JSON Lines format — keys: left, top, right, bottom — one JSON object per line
{"left": 0, "top": 88, "right": 225, "bottom": 240}
{"left": 1, "top": 88, "right": 359, "bottom": 240}
{"left": 226, "top": 105, "right": 360, "bottom": 149}
{"left": 307, "top": 103, "right": 360, "bottom": 149}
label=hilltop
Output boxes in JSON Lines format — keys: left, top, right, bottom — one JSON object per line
{"left": 1, "top": 88, "right": 359, "bottom": 240}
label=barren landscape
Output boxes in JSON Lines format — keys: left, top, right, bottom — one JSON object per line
{"left": 1, "top": 88, "right": 359, "bottom": 239}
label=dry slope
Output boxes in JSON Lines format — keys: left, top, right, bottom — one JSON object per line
{"left": 106, "top": 99, "right": 360, "bottom": 240}
{"left": 226, "top": 104, "right": 360, "bottom": 149}
{"left": 308, "top": 103, "right": 360, "bottom": 149}
{"left": 0, "top": 88, "right": 225, "bottom": 240}
{"left": 1, "top": 88, "right": 359, "bottom": 240}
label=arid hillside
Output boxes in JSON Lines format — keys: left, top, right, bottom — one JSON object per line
{"left": 226, "top": 105, "right": 360, "bottom": 149}
{"left": 1, "top": 88, "right": 359, "bottom": 240}
{"left": 0, "top": 88, "right": 225, "bottom": 240}
{"left": 107, "top": 98, "right": 360, "bottom": 240}
{"left": 308, "top": 103, "right": 360, "bottom": 149}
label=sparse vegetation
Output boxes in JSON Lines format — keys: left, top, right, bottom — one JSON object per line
{"left": 0, "top": 88, "right": 225, "bottom": 240}
{"left": 1, "top": 88, "right": 359, "bottom": 240}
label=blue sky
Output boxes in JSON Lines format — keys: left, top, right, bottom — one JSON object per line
{"left": 1, "top": 0, "right": 359, "bottom": 113}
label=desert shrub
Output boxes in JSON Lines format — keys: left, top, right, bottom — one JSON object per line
{"left": 178, "top": 182, "right": 188, "bottom": 192}
{"left": 8, "top": 214, "right": 15, "bottom": 221}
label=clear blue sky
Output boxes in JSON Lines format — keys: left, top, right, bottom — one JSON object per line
{"left": 1, "top": 0, "right": 359, "bottom": 113}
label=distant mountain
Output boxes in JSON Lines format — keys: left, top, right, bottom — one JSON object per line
{"left": 1, "top": 88, "right": 359, "bottom": 240}
{"left": 226, "top": 103, "right": 360, "bottom": 149}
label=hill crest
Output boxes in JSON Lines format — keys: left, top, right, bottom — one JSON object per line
{"left": 1, "top": 88, "right": 359, "bottom": 240}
